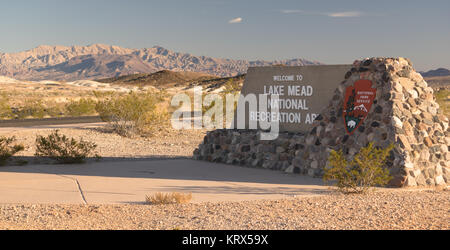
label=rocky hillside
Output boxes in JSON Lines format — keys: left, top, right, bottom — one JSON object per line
{"left": 0, "top": 44, "right": 320, "bottom": 81}
{"left": 97, "top": 70, "right": 217, "bottom": 88}
{"left": 98, "top": 70, "right": 248, "bottom": 91}
{"left": 420, "top": 68, "right": 450, "bottom": 77}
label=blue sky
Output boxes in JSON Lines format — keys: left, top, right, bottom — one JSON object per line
{"left": 0, "top": 0, "right": 449, "bottom": 70}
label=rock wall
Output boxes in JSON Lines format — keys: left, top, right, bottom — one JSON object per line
{"left": 193, "top": 58, "right": 450, "bottom": 187}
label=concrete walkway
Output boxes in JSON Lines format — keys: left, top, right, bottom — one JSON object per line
{"left": 0, "top": 159, "right": 329, "bottom": 204}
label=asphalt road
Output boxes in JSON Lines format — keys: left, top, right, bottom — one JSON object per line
{"left": 0, "top": 116, "right": 103, "bottom": 128}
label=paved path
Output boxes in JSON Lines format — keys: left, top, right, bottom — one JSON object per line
{"left": 0, "top": 116, "right": 103, "bottom": 128}
{"left": 0, "top": 159, "right": 329, "bottom": 204}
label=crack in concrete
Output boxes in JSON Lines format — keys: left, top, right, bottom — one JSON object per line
{"left": 28, "top": 166, "right": 88, "bottom": 204}
{"left": 66, "top": 176, "right": 88, "bottom": 205}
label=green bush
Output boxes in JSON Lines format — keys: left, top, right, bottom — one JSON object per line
{"left": 16, "top": 100, "right": 46, "bottom": 119}
{"left": 65, "top": 98, "right": 97, "bottom": 117}
{"left": 0, "top": 136, "right": 25, "bottom": 165}
{"left": 0, "top": 99, "right": 13, "bottom": 119}
{"left": 201, "top": 80, "right": 240, "bottom": 128}
{"left": 35, "top": 130, "right": 99, "bottom": 164}
{"left": 323, "top": 142, "right": 394, "bottom": 194}
{"left": 222, "top": 78, "right": 241, "bottom": 95}
{"left": 42, "top": 101, "right": 65, "bottom": 118}
{"left": 95, "top": 91, "right": 168, "bottom": 137}
{"left": 434, "top": 89, "right": 449, "bottom": 117}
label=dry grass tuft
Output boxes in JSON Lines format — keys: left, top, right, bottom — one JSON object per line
{"left": 145, "top": 192, "right": 192, "bottom": 205}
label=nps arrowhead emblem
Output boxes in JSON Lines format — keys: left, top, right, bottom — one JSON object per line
{"left": 343, "top": 79, "right": 376, "bottom": 135}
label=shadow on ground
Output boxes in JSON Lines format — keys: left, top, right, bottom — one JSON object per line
{"left": 1, "top": 156, "right": 324, "bottom": 187}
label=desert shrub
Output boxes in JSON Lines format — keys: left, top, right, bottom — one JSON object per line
{"left": 16, "top": 100, "right": 46, "bottom": 119}
{"left": 222, "top": 78, "right": 241, "bottom": 95}
{"left": 0, "top": 95, "right": 13, "bottom": 119}
{"left": 323, "top": 142, "right": 394, "bottom": 194}
{"left": 201, "top": 87, "right": 240, "bottom": 128}
{"left": 35, "top": 130, "right": 99, "bottom": 164}
{"left": 0, "top": 136, "right": 25, "bottom": 165}
{"left": 135, "top": 106, "right": 171, "bottom": 136}
{"left": 92, "top": 90, "right": 116, "bottom": 99}
{"left": 95, "top": 91, "right": 169, "bottom": 137}
{"left": 65, "top": 98, "right": 97, "bottom": 117}
{"left": 202, "top": 79, "right": 240, "bottom": 112}
{"left": 15, "top": 100, "right": 67, "bottom": 119}
{"left": 201, "top": 92, "right": 217, "bottom": 114}
{"left": 434, "top": 89, "right": 449, "bottom": 117}
{"left": 145, "top": 192, "right": 192, "bottom": 205}
{"left": 42, "top": 101, "right": 65, "bottom": 118}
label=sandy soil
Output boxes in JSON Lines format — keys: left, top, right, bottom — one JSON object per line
{"left": 0, "top": 125, "right": 448, "bottom": 230}
{"left": 0, "top": 190, "right": 447, "bottom": 230}
{"left": 0, "top": 124, "right": 207, "bottom": 161}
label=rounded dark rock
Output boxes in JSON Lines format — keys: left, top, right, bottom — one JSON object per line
{"left": 371, "top": 121, "right": 380, "bottom": 127}
{"left": 358, "top": 125, "right": 365, "bottom": 133}
{"left": 358, "top": 67, "right": 370, "bottom": 72}
{"left": 375, "top": 105, "right": 383, "bottom": 113}
{"left": 362, "top": 59, "right": 372, "bottom": 66}
{"left": 344, "top": 147, "right": 350, "bottom": 155}
{"left": 382, "top": 72, "right": 390, "bottom": 82}
{"left": 345, "top": 71, "right": 352, "bottom": 79}
{"left": 241, "top": 145, "right": 251, "bottom": 152}
{"left": 342, "top": 135, "right": 349, "bottom": 143}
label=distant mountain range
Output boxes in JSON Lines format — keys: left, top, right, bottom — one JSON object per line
{"left": 0, "top": 44, "right": 320, "bottom": 81}
{"left": 420, "top": 68, "right": 450, "bottom": 78}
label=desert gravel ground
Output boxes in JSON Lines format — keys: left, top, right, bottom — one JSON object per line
{"left": 0, "top": 125, "right": 207, "bottom": 160}
{"left": 0, "top": 125, "right": 448, "bottom": 230}
{"left": 0, "top": 189, "right": 448, "bottom": 230}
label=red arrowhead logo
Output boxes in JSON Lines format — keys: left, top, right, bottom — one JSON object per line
{"left": 343, "top": 80, "right": 376, "bottom": 135}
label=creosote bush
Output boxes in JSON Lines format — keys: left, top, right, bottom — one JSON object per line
{"left": 200, "top": 79, "right": 240, "bottom": 127}
{"left": 0, "top": 94, "right": 13, "bottom": 119}
{"left": 35, "top": 130, "right": 99, "bottom": 164}
{"left": 65, "top": 98, "right": 97, "bottom": 117}
{"left": 323, "top": 142, "right": 394, "bottom": 194}
{"left": 95, "top": 91, "right": 169, "bottom": 137}
{"left": 0, "top": 136, "right": 25, "bottom": 165}
{"left": 145, "top": 192, "right": 192, "bottom": 205}
{"left": 16, "top": 100, "right": 46, "bottom": 119}
{"left": 222, "top": 78, "right": 241, "bottom": 95}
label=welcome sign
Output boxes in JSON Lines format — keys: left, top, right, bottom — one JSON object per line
{"left": 234, "top": 65, "right": 352, "bottom": 133}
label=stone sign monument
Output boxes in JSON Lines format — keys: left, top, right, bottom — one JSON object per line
{"left": 235, "top": 65, "right": 351, "bottom": 132}
{"left": 194, "top": 57, "right": 450, "bottom": 187}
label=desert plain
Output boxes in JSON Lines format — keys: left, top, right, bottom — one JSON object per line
{"left": 0, "top": 71, "right": 448, "bottom": 230}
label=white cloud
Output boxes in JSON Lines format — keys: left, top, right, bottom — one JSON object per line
{"left": 280, "top": 9, "right": 364, "bottom": 18}
{"left": 281, "top": 9, "right": 303, "bottom": 14}
{"left": 228, "top": 17, "right": 243, "bottom": 24}
{"left": 327, "top": 11, "right": 363, "bottom": 18}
